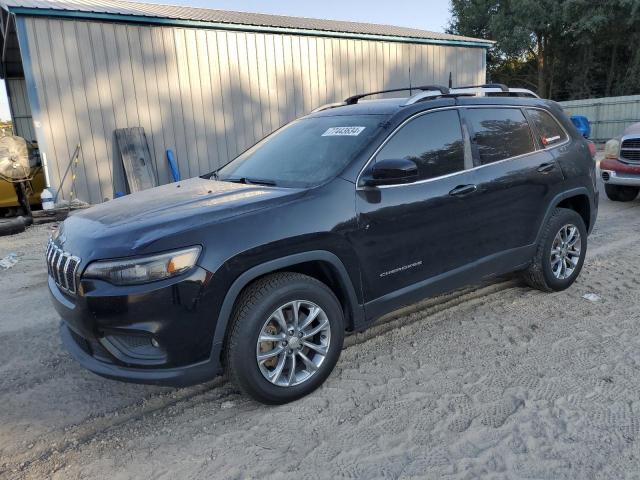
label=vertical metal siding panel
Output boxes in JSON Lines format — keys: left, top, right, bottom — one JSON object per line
{"left": 262, "top": 34, "right": 278, "bottom": 130}
{"left": 298, "top": 36, "right": 312, "bottom": 114}
{"left": 333, "top": 38, "right": 344, "bottom": 99}
{"left": 127, "top": 26, "right": 159, "bottom": 181}
{"left": 86, "top": 23, "right": 117, "bottom": 194}
{"left": 212, "top": 31, "right": 235, "bottom": 161}
{"left": 113, "top": 24, "right": 140, "bottom": 128}
{"left": 194, "top": 29, "right": 219, "bottom": 171}
{"left": 149, "top": 26, "right": 177, "bottom": 180}
{"left": 99, "top": 23, "right": 130, "bottom": 196}
{"left": 62, "top": 21, "right": 104, "bottom": 203}
{"left": 245, "top": 33, "right": 263, "bottom": 141}
{"left": 271, "top": 35, "right": 287, "bottom": 129}
{"left": 347, "top": 40, "right": 357, "bottom": 95}
{"left": 225, "top": 31, "right": 247, "bottom": 155}
{"left": 354, "top": 40, "right": 364, "bottom": 93}
{"left": 308, "top": 37, "right": 320, "bottom": 110}
{"left": 183, "top": 28, "right": 208, "bottom": 174}
{"left": 17, "top": 18, "right": 63, "bottom": 194}
{"left": 45, "top": 20, "right": 90, "bottom": 203}
{"left": 375, "top": 42, "right": 384, "bottom": 92}
{"left": 235, "top": 32, "right": 256, "bottom": 149}
{"left": 204, "top": 30, "right": 230, "bottom": 167}
{"left": 290, "top": 36, "right": 304, "bottom": 117}
{"left": 281, "top": 35, "right": 296, "bottom": 123}
{"left": 316, "top": 38, "right": 327, "bottom": 104}
{"left": 174, "top": 28, "right": 199, "bottom": 177}
{"left": 161, "top": 26, "right": 190, "bottom": 178}
{"left": 338, "top": 39, "right": 349, "bottom": 97}
{"left": 6, "top": 79, "right": 35, "bottom": 140}
{"left": 140, "top": 26, "right": 170, "bottom": 184}
{"left": 255, "top": 34, "right": 273, "bottom": 136}
{"left": 74, "top": 21, "right": 114, "bottom": 200}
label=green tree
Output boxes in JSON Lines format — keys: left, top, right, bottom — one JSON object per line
{"left": 448, "top": 0, "right": 640, "bottom": 100}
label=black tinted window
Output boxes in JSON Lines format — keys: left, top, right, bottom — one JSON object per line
{"left": 526, "top": 109, "right": 567, "bottom": 147}
{"left": 376, "top": 110, "right": 465, "bottom": 181}
{"left": 466, "top": 108, "right": 535, "bottom": 164}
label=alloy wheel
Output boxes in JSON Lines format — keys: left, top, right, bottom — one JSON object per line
{"left": 550, "top": 223, "right": 581, "bottom": 280}
{"left": 256, "top": 300, "right": 331, "bottom": 387}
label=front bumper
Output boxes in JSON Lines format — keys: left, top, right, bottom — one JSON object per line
{"left": 60, "top": 322, "right": 220, "bottom": 387}
{"left": 50, "top": 266, "right": 224, "bottom": 387}
{"left": 598, "top": 158, "right": 640, "bottom": 186}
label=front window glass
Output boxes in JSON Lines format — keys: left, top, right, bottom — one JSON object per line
{"left": 217, "top": 115, "right": 386, "bottom": 187}
{"left": 375, "top": 110, "right": 465, "bottom": 181}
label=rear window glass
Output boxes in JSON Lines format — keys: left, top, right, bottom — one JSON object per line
{"left": 465, "top": 108, "right": 535, "bottom": 165}
{"left": 526, "top": 109, "right": 568, "bottom": 147}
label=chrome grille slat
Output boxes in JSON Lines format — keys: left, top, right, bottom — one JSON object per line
{"left": 45, "top": 238, "right": 81, "bottom": 294}
{"left": 621, "top": 137, "right": 640, "bottom": 164}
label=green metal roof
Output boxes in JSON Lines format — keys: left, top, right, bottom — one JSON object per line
{"left": 1, "top": 0, "right": 494, "bottom": 48}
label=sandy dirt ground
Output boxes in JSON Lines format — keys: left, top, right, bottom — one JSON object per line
{"left": 2, "top": 176, "right": 640, "bottom": 479}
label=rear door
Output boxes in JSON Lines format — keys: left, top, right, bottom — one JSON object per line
{"left": 461, "top": 106, "right": 566, "bottom": 258}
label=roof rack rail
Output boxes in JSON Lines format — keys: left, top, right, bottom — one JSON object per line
{"left": 344, "top": 84, "right": 449, "bottom": 105}
{"left": 404, "top": 84, "right": 539, "bottom": 105}
{"left": 454, "top": 83, "right": 509, "bottom": 92}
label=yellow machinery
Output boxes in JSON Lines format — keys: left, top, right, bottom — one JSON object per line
{"left": 0, "top": 166, "right": 44, "bottom": 208}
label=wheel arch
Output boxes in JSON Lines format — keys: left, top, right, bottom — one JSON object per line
{"left": 556, "top": 192, "right": 591, "bottom": 231}
{"left": 536, "top": 188, "right": 593, "bottom": 244}
{"left": 209, "top": 251, "right": 363, "bottom": 363}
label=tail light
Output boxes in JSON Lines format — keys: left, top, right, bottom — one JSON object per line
{"left": 586, "top": 140, "right": 597, "bottom": 159}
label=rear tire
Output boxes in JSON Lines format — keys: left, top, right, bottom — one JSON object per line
{"left": 226, "top": 272, "right": 344, "bottom": 404}
{"left": 605, "top": 184, "right": 639, "bottom": 202}
{"left": 523, "top": 208, "right": 587, "bottom": 292}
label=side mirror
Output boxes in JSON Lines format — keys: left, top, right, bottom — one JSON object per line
{"left": 361, "top": 158, "right": 419, "bottom": 187}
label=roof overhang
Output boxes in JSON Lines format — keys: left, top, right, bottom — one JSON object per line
{"left": 5, "top": 6, "right": 495, "bottom": 49}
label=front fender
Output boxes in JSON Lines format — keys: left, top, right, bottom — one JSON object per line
{"left": 208, "top": 250, "right": 364, "bottom": 367}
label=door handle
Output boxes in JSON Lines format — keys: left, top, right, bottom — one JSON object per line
{"left": 449, "top": 184, "right": 477, "bottom": 196}
{"left": 537, "top": 162, "right": 556, "bottom": 173}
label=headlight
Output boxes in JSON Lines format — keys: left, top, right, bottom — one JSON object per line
{"left": 604, "top": 138, "right": 620, "bottom": 159}
{"left": 83, "top": 246, "right": 201, "bottom": 285}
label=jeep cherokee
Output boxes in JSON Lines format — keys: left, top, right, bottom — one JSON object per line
{"left": 47, "top": 84, "right": 598, "bottom": 404}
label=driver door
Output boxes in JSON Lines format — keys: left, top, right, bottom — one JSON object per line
{"left": 350, "top": 109, "right": 483, "bottom": 313}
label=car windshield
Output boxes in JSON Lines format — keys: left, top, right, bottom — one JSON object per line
{"left": 216, "top": 115, "right": 387, "bottom": 188}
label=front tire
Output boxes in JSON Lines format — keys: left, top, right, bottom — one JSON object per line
{"left": 605, "top": 184, "right": 639, "bottom": 202}
{"left": 523, "top": 208, "right": 587, "bottom": 292}
{"left": 226, "top": 272, "right": 344, "bottom": 404}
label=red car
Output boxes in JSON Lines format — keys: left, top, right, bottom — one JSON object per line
{"left": 599, "top": 123, "right": 640, "bottom": 201}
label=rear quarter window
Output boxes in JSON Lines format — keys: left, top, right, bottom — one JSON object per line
{"left": 465, "top": 108, "right": 535, "bottom": 165}
{"left": 526, "top": 109, "right": 568, "bottom": 147}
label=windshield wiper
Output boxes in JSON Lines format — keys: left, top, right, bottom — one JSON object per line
{"left": 224, "top": 177, "right": 277, "bottom": 186}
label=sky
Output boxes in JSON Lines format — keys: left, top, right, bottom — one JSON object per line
{"left": 0, "top": 0, "right": 453, "bottom": 121}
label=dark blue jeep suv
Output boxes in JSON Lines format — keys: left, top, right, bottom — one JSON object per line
{"left": 47, "top": 85, "right": 598, "bottom": 404}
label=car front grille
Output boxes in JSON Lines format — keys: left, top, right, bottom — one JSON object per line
{"left": 46, "top": 239, "right": 81, "bottom": 294}
{"left": 620, "top": 137, "right": 640, "bottom": 163}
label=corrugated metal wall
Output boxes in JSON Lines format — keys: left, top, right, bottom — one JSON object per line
{"left": 560, "top": 95, "right": 640, "bottom": 142}
{"left": 5, "top": 78, "right": 35, "bottom": 140}
{"left": 16, "top": 16, "right": 486, "bottom": 204}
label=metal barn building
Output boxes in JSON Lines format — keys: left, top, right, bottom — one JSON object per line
{"left": 0, "top": 0, "right": 491, "bottom": 204}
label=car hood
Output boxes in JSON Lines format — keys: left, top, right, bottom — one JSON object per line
{"left": 58, "top": 177, "right": 304, "bottom": 256}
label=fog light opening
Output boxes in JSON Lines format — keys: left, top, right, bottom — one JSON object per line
{"left": 151, "top": 338, "right": 160, "bottom": 348}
